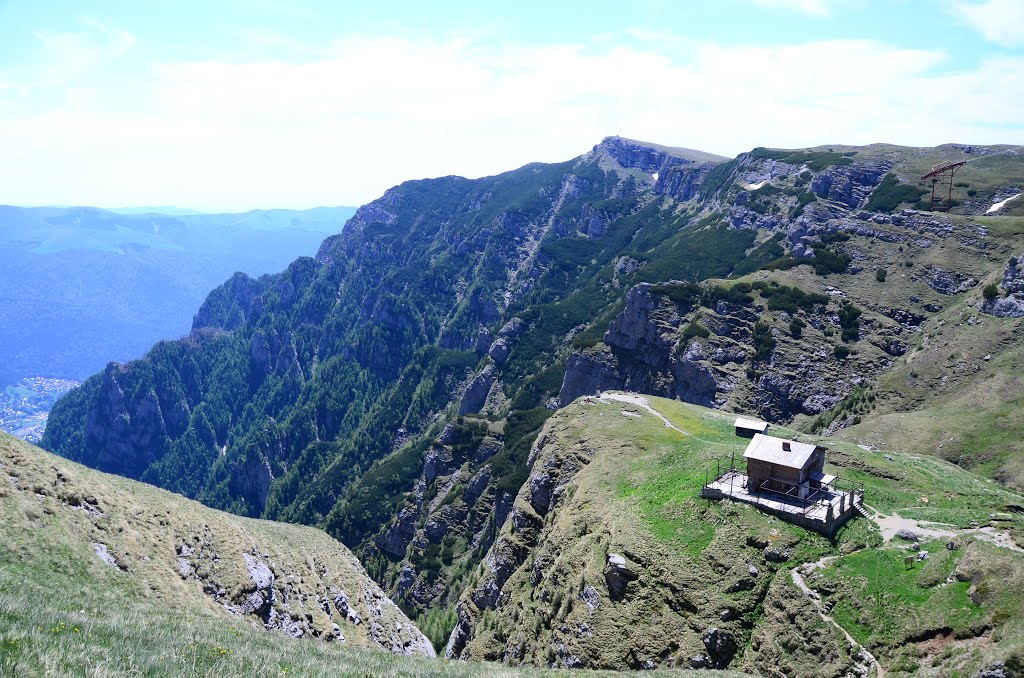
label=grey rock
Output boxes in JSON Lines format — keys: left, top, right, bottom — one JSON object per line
{"left": 809, "top": 161, "right": 889, "bottom": 209}
{"left": 558, "top": 348, "right": 624, "bottom": 407}
{"left": 487, "top": 337, "right": 512, "bottom": 365}
{"left": 984, "top": 292, "right": 1024, "bottom": 318}
{"left": 92, "top": 543, "right": 120, "bottom": 569}
{"left": 377, "top": 505, "right": 418, "bottom": 558}
{"left": 977, "top": 660, "right": 1009, "bottom": 678}
{"left": 423, "top": 442, "right": 455, "bottom": 483}
{"left": 497, "top": 317, "right": 527, "bottom": 337}
{"left": 396, "top": 564, "right": 417, "bottom": 597}
{"left": 579, "top": 585, "right": 601, "bottom": 613}
{"left": 333, "top": 590, "right": 362, "bottom": 625}
{"left": 458, "top": 364, "right": 495, "bottom": 415}
{"left": 764, "top": 546, "right": 790, "bottom": 563}
{"left": 240, "top": 553, "right": 275, "bottom": 616}
{"left": 463, "top": 467, "right": 492, "bottom": 505}
{"left": 424, "top": 517, "right": 449, "bottom": 542}
{"left": 701, "top": 627, "right": 737, "bottom": 668}
{"left": 673, "top": 341, "right": 718, "bottom": 406}
{"left": 927, "top": 266, "right": 977, "bottom": 295}
{"left": 604, "top": 553, "right": 639, "bottom": 600}
{"left": 1002, "top": 255, "right": 1024, "bottom": 293}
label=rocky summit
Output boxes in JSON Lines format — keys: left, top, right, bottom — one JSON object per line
{"left": 35, "top": 136, "right": 1024, "bottom": 674}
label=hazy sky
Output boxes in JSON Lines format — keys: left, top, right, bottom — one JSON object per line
{"left": 1, "top": 0, "right": 1022, "bottom": 211}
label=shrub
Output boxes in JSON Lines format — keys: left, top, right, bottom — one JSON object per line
{"left": 875, "top": 268, "right": 887, "bottom": 283}
{"left": 838, "top": 302, "right": 862, "bottom": 342}
{"left": 752, "top": 321, "right": 775, "bottom": 362}
{"left": 812, "top": 245, "right": 851, "bottom": 276}
{"left": 834, "top": 345, "right": 851, "bottom": 359}
{"left": 759, "top": 284, "right": 829, "bottom": 314}
{"left": 866, "top": 173, "right": 928, "bottom": 213}
{"left": 983, "top": 283, "right": 1000, "bottom": 300}
{"left": 789, "top": 318, "right": 806, "bottom": 338}
{"left": 701, "top": 284, "right": 754, "bottom": 308}
{"left": 681, "top": 319, "right": 711, "bottom": 342}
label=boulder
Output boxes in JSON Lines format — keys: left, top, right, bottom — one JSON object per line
{"left": 604, "top": 553, "right": 639, "bottom": 600}
{"left": 701, "top": 627, "right": 737, "bottom": 668}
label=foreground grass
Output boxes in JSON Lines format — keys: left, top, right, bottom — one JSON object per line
{"left": 0, "top": 563, "right": 608, "bottom": 677}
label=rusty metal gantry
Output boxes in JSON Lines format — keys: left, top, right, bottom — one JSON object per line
{"left": 921, "top": 161, "right": 967, "bottom": 212}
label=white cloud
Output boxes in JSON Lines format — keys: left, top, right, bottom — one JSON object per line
{"left": 26, "top": 20, "right": 135, "bottom": 89}
{"left": 0, "top": 34, "right": 1021, "bottom": 210}
{"left": 951, "top": 0, "right": 1024, "bottom": 47}
{"left": 750, "top": 0, "right": 835, "bottom": 15}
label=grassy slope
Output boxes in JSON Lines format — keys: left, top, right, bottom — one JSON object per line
{"left": 461, "top": 394, "right": 1024, "bottom": 676}
{"left": 0, "top": 432, "right": 741, "bottom": 677}
{"left": 821, "top": 214, "right": 1024, "bottom": 488}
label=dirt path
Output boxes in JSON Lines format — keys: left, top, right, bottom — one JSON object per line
{"left": 597, "top": 392, "right": 690, "bottom": 436}
{"left": 789, "top": 506, "right": 1022, "bottom": 678}
{"left": 791, "top": 558, "right": 885, "bottom": 678}
{"left": 870, "top": 507, "right": 1024, "bottom": 553}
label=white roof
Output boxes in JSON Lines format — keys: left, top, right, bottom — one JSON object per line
{"left": 810, "top": 471, "right": 837, "bottom": 485}
{"left": 734, "top": 417, "right": 769, "bottom": 433}
{"left": 743, "top": 433, "right": 819, "bottom": 469}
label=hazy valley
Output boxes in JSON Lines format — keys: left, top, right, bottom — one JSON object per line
{"left": 0, "top": 205, "right": 355, "bottom": 439}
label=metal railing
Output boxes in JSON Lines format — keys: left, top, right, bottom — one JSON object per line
{"left": 703, "top": 455, "right": 864, "bottom": 521}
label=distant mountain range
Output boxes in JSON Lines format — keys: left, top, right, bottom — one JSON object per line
{"left": 0, "top": 204, "right": 356, "bottom": 388}
{"left": 105, "top": 206, "right": 207, "bottom": 215}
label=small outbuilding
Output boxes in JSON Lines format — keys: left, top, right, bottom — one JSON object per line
{"left": 734, "top": 417, "right": 769, "bottom": 438}
{"left": 743, "top": 433, "right": 831, "bottom": 499}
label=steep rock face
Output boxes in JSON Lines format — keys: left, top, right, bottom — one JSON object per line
{"left": 84, "top": 363, "right": 169, "bottom": 478}
{"left": 51, "top": 136, "right": 731, "bottom": 526}
{"left": 984, "top": 254, "right": 1024, "bottom": 318}
{"left": 558, "top": 348, "right": 624, "bottom": 406}
{"left": 350, "top": 415, "right": 535, "bottom": 616}
{"left": 458, "top": 364, "right": 496, "bottom": 415}
{"left": 560, "top": 279, "right": 891, "bottom": 422}
{"left": 809, "top": 161, "right": 889, "bottom": 209}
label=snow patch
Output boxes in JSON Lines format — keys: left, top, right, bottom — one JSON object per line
{"left": 651, "top": 172, "right": 659, "bottom": 182}
{"left": 987, "top": 193, "right": 1021, "bottom": 214}
{"left": 746, "top": 180, "right": 768, "bottom": 191}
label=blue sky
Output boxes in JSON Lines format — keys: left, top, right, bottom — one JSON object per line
{"left": 0, "top": 0, "right": 1021, "bottom": 211}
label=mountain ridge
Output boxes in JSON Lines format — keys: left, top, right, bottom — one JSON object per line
{"left": 39, "top": 135, "right": 1024, "bottom": 673}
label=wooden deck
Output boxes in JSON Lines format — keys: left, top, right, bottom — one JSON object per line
{"left": 702, "top": 471, "right": 861, "bottom": 536}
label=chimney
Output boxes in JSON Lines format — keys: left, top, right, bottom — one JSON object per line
{"left": 782, "top": 441, "right": 791, "bottom": 451}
